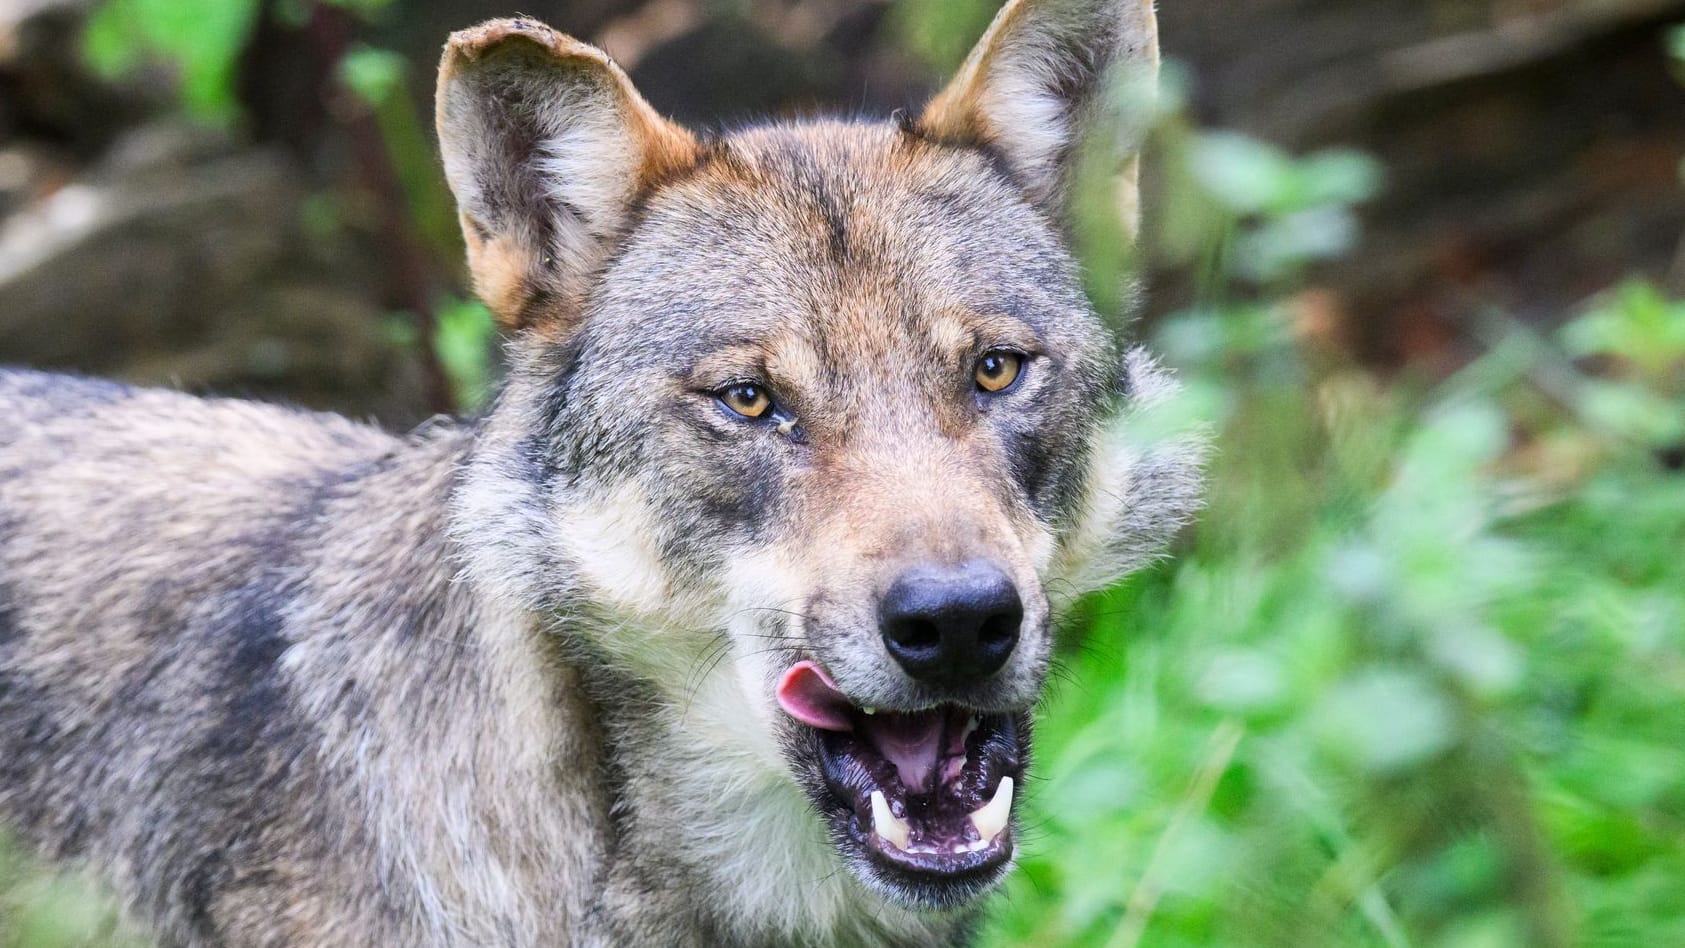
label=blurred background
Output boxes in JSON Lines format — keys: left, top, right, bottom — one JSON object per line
{"left": 1, "top": 0, "right": 1683, "bottom": 945}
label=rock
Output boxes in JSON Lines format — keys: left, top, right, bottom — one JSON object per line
{"left": 0, "top": 122, "right": 430, "bottom": 426}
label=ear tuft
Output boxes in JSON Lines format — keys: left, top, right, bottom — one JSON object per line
{"left": 437, "top": 18, "right": 698, "bottom": 332}
{"left": 918, "top": 0, "right": 1158, "bottom": 226}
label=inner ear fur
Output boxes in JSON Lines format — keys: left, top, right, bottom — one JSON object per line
{"left": 436, "top": 18, "right": 699, "bottom": 332}
{"left": 917, "top": 0, "right": 1159, "bottom": 231}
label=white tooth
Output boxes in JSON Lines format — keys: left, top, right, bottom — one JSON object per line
{"left": 862, "top": 707, "right": 877, "bottom": 716}
{"left": 959, "top": 716, "right": 980, "bottom": 746}
{"left": 968, "top": 777, "right": 1014, "bottom": 845}
{"left": 870, "top": 790, "right": 911, "bottom": 851}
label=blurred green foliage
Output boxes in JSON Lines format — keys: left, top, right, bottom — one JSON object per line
{"left": 0, "top": 835, "right": 139, "bottom": 948}
{"left": 82, "top": 0, "right": 260, "bottom": 120}
{"left": 433, "top": 295, "right": 501, "bottom": 412}
{"left": 4, "top": 4, "right": 1683, "bottom": 947}
{"left": 977, "top": 72, "right": 1685, "bottom": 948}
{"left": 888, "top": 0, "right": 999, "bottom": 73}
{"left": 337, "top": 44, "right": 466, "bottom": 262}
{"left": 82, "top": 0, "right": 397, "bottom": 121}
{"left": 81, "top": 0, "right": 496, "bottom": 408}
{"left": 983, "top": 290, "right": 1685, "bottom": 946}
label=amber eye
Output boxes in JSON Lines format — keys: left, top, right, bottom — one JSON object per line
{"left": 718, "top": 383, "right": 774, "bottom": 419}
{"left": 974, "top": 351, "right": 1024, "bottom": 393}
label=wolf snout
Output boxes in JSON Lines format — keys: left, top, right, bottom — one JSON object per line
{"left": 877, "top": 561, "right": 1023, "bottom": 687}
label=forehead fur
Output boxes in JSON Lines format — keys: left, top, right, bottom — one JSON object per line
{"left": 586, "top": 120, "right": 1105, "bottom": 373}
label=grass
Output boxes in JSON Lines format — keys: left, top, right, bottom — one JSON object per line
{"left": 977, "top": 284, "right": 1685, "bottom": 947}
{"left": 972, "top": 66, "right": 1685, "bottom": 943}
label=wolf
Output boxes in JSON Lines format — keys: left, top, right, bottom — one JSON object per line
{"left": 0, "top": 1, "right": 1203, "bottom": 945}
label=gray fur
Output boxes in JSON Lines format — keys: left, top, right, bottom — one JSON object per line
{"left": 0, "top": 2, "right": 1203, "bottom": 945}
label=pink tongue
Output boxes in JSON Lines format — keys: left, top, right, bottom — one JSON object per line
{"left": 776, "top": 661, "right": 855, "bottom": 732}
{"left": 863, "top": 713, "right": 945, "bottom": 791}
{"left": 775, "top": 661, "right": 947, "bottom": 791}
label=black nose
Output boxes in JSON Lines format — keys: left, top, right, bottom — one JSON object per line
{"left": 879, "top": 561, "right": 1023, "bottom": 686}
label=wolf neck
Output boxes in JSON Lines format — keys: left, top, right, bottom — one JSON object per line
{"left": 431, "top": 419, "right": 955, "bottom": 944}
{"left": 267, "top": 427, "right": 600, "bottom": 945}
{"left": 438, "top": 584, "right": 952, "bottom": 945}
{"left": 529, "top": 607, "right": 958, "bottom": 947}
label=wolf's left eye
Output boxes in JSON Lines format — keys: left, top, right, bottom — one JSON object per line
{"left": 718, "top": 383, "right": 773, "bottom": 419}
{"left": 975, "top": 351, "right": 1024, "bottom": 393}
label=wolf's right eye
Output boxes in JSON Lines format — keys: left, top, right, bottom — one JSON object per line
{"left": 975, "top": 351, "right": 1024, "bottom": 393}
{"left": 718, "top": 383, "right": 773, "bottom": 419}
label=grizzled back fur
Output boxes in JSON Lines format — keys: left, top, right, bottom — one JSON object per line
{"left": 0, "top": 1, "right": 1204, "bottom": 946}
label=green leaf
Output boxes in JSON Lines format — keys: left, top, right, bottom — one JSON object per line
{"left": 1668, "top": 24, "right": 1685, "bottom": 64}
{"left": 83, "top": 0, "right": 262, "bottom": 122}
{"left": 433, "top": 297, "right": 498, "bottom": 412}
{"left": 1189, "top": 132, "right": 1296, "bottom": 215}
{"left": 338, "top": 46, "right": 407, "bottom": 107}
{"left": 1314, "top": 669, "right": 1457, "bottom": 774}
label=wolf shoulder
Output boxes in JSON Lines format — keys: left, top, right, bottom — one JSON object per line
{"left": 0, "top": 367, "right": 403, "bottom": 474}
{"left": 0, "top": 366, "right": 416, "bottom": 641}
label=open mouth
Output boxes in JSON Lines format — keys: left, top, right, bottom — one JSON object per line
{"left": 777, "top": 661, "right": 1025, "bottom": 900}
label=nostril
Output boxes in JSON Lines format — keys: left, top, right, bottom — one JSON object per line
{"left": 976, "top": 603, "right": 1022, "bottom": 674}
{"left": 883, "top": 615, "right": 942, "bottom": 654}
{"left": 878, "top": 561, "right": 1023, "bottom": 686}
{"left": 979, "top": 609, "right": 1020, "bottom": 647}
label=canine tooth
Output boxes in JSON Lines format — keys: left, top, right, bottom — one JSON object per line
{"left": 870, "top": 790, "right": 911, "bottom": 851}
{"left": 968, "top": 776, "right": 1014, "bottom": 845}
{"left": 960, "top": 716, "right": 980, "bottom": 746}
{"left": 862, "top": 707, "right": 877, "bottom": 715}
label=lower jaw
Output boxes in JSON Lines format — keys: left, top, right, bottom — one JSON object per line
{"left": 845, "top": 836, "right": 1015, "bottom": 909}
{"left": 865, "top": 831, "right": 1013, "bottom": 878}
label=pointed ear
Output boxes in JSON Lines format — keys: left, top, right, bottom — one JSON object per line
{"left": 918, "top": 0, "right": 1158, "bottom": 230}
{"left": 436, "top": 19, "right": 699, "bottom": 332}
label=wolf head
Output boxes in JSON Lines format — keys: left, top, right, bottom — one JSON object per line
{"left": 440, "top": 0, "right": 1203, "bottom": 913}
